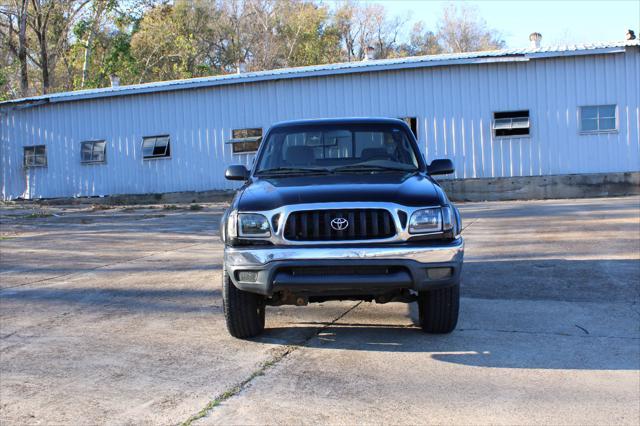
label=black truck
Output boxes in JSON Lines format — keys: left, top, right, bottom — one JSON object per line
{"left": 220, "top": 118, "right": 464, "bottom": 338}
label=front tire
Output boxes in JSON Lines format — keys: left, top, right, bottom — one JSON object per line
{"left": 222, "top": 271, "right": 266, "bottom": 338}
{"left": 417, "top": 284, "right": 459, "bottom": 334}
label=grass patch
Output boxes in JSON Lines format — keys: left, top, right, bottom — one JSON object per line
{"left": 91, "top": 204, "right": 113, "bottom": 211}
{"left": 0, "top": 235, "right": 13, "bottom": 240}
{"left": 180, "top": 349, "right": 293, "bottom": 426}
{"left": 23, "top": 212, "right": 53, "bottom": 219}
{"left": 163, "top": 204, "right": 179, "bottom": 210}
{"left": 138, "top": 214, "right": 166, "bottom": 220}
{"left": 189, "top": 204, "right": 203, "bottom": 211}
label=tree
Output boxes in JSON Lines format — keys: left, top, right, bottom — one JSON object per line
{"left": 0, "top": 0, "right": 30, "bottom": 96}
{"left": 437, "top": 3, "right": 505, "bottom": 53}
{"left": 282, "top": 1, "right": 341, "bottom": 67}
{"left": 130, "top": 1, "right": 218, "bottom": 82}
{"left": 0, "top": 64, "right": 12, "bottom": 100}
{"left": 78, "top": 0, "right": 112, "bottom": 88}
{"left": 270, "top": 0, "right": 340, "bottom": 68}
{"left": 332, "top": 0, "right": 404, "bottom": 61}
{"left": 397, "top": 21, "right": 442, "bottom": 56}
{"left": 0, "top": 0, "right": 510, "bottom": 100}
{"left": 241, "top": 0, "right": 274, "bottom": 70}
{"left": 27, "top": 0, "right": 91, "bottom": 93}
{"left": 100, "top": 7, "right": 140, "bottom": 86}
{"left": 368, "top": 4, "right": 405, "bottom": 59}
{"left": 331, "top": 0, "right": 353, "bottom": 61}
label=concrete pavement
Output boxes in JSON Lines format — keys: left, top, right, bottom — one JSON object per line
{"left": 0, "top": 197, "right": 638, "bottom": 425}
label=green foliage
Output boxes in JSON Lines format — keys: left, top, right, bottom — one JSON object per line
{"left": 277, "top": 1, "right": 341, "bottom": 67}
{"left": 104, "top": 30, "right": 139, "bottom": 82}
{"left": 0, "top": 0, "right": 508, "bottom": 99}
{"left": 0, "top": 67, "right": 10, "bottom": 102}
{"left": 130, "top": 2, "right": 220, "bottom": 82}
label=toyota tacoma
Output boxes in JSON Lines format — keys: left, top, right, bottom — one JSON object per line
{"left": 221, "top": 118, "right": 463, "bottom": 338}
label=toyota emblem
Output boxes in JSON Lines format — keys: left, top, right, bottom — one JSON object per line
{"left": 330, "top": 217, "right": 349, "bottom": 231}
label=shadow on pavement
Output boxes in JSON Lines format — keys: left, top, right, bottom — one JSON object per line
{"left": 260, "top": 323, "right": 640, "bottom": 371}
{"left": 462, "top": 258, "right": 640, "bottom": 303}
{"left": 0, "top": 287, "right": 220, "bottom": 314}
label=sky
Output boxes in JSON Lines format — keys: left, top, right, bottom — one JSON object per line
{"left": 344, "top": 0, "right": 640, "bottom": 48}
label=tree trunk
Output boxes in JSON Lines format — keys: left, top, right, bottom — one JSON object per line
{"left": 81, "top": 1, "right": 105, "bottom": 88}
{"left": 39, "top": 32, "right": 49, "bottom": 93}
{"left": 81, "top": 30, "right": 95, "bottom": 88}
{"left": 17, "top": 0, "right": 29, "bottom": 96}
{"left": 29, "top": 0, "right": 51, "bottom": 94}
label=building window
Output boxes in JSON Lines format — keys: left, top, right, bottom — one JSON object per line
{"left": 400, "top": 117, "right": 417, "bottom": 138}
{"left": 81, "top": 141, "right": 106, "bottom": 164}
{"left": 228, "top": 128, "right": 262, "bottom": 153}
{"left": 580, "top": 105, "right": 617, "bottom": 133}
{"left": 493, "top": 110, "right": 530, "bottom": 137}
{"left": 24, "top": 145, "right": 47, "bottom": 167}
{"left": 142, "top": 135, "right": 171, "bottom": 159}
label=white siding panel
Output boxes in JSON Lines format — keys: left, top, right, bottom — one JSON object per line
{"left": 1, "top": 49, "right": 639, "bottom": 200}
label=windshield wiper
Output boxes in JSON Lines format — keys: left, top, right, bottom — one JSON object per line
{"left": 332, "top": 164, "right": 417, "bottom": 173}
{"left": 255, "top": 167, "right": 331, "bottom": 176}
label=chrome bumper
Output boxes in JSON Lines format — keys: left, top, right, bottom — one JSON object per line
{"left": 225, "top": 238, "right": 464, "bottom": 267}
{"left": 224, "top": 238, "right": 464, "bottom": 296}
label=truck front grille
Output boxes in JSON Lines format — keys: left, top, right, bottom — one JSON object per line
{"left": 283, "top": 209, "right": 396, "bottom": 241}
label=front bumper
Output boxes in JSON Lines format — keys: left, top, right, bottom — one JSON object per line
{"left": 224, "top": 238, "right": 464, "bottom": 296}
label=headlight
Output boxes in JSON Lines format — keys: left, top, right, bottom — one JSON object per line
{"left": 238, "top": 213, "right": 271, "bottom": 237}
{"left": 409, "top": 208, "right": 442, "bottom": 234}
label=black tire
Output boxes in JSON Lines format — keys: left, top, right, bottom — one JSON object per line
{"left": 417, "top": 284, "right": 459, "bottom": 334}
{"left": 222, "top": 271, "right": 266, "bottom": 338}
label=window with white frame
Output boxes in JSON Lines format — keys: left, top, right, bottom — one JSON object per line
{"left": 81, "top": 140, "right": 107, "bottom": 164}
{"left": 142, "top": 135, "right": 171, "bottom": 159}
{"left": 227, "top": 128, "right": 262, "bottom": 154}
{"left": 580, "top": 105, "right": 617, "bottom": 133}
{"left": 493, "top": 110, "right": 530, "bottom": 137}
{"left": 24, "top": 145, "right": 47, "bottom": 167}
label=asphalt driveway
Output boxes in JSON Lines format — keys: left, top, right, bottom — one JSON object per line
{"left": 1, "top": 197, "right": 638, "bottom": 425}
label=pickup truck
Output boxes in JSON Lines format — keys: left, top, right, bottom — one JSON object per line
{"left": 220, "top": 118, "right": 464, "bottom": 338}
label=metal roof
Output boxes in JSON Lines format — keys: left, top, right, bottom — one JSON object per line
{"left": 2, "top": 40, "right": 638, "bottom": 108}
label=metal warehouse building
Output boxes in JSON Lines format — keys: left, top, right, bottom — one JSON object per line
{"left": 1, "top": 40, "right": 639, "bottom": 201}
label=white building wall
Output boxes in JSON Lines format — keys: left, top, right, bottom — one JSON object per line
{"left": 1, "top": 48, "right": 639, "bottom": 200}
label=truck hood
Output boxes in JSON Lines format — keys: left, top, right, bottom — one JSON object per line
{"left": 236, "top": 172, "right": 446, "bottom": 211}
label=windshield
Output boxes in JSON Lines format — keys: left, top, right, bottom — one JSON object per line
{"left": 255, "top": 124, "right": 421, "bottom": 176}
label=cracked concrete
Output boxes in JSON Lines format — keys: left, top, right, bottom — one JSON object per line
{"left": 1, "top": 197, "right": 639, "bottom": 425}
{"left": 182, "top": 301, "right": 364, "bottom": 426}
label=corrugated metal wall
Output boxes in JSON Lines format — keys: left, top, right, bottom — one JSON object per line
{"left": 1, "top": 49, "right": 639, "bottom": 200}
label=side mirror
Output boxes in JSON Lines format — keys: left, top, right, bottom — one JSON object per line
{"left": 225, "top": 165, "right": 249, "bottom": 181}
{"left": 427, "top": 159, "right": 455, "bottom": 175}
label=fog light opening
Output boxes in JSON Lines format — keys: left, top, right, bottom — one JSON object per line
{"left": 237, "top": 271, "right": 259, "bottom": 282}
{"left": 427, "top": 267, "right": 453, "bottom": 280}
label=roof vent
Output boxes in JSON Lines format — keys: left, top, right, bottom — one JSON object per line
{"left": 363, "top": 46, "right": 375, "bottom": 61}
{"left": 109, "top": 74, "right": 120, "bottom": 87}
{"left": 626, "top": 29, "right": 636, "bottom": 40}
{"left": 529, "top": 32, "right": 542, "bottom": 48}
